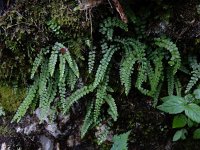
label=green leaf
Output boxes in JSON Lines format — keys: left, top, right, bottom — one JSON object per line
{"left": 193, "top": 129, "right": 200, "bottom": 139}
{"left": 173, "top": 129, "right": 187, "bottom": 141}
{"left": 157, "top": 96, "right": 186, "bottom": 114}
{"left": 172, "top": 114, "right": 187, "bottom": 128}
{"left": 184, "top": 103, "right": 200, "bottom": 123}
{"left": 194, "top": 89, "right": 200, "bottom": 99}
{"left": 111, "top": 131, "right": 131, "bottom": 150}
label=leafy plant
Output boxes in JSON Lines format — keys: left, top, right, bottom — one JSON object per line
{"left": 158, "top": 85, "right": 200, "bottom": 141}
{"left": 111, "top": 131, "right": 131, "bottom": 150}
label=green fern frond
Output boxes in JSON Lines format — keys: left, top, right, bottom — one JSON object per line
{"left": 39, "top": 62, "right": 49, "bottom": 95}
{"left": 185, "top": 69, "right": 200, "bottom": 93}
{"left": 62, "top": 84, "right": 94, "bottom": 114}
{"left": 48, "top": 45, "right": 58, "bottom": 76}
{"left": 135, "top": 60, "right": 149, "bottom": 95}
{"left": 81, "top": 102, "right": 94, "bottom": 138}
{"left": 59, "top": 53, "right": 66, "bottom": 81}
{"left": 67, "top": 68, "right": 77, "bottom": 91}
{"left": 12, "top": 79, "right": 39, "bottom": 122}
{"left": 185, "top": 57, "right": 200, "bottom": 93}
{"left": 93, "top": 45, "right": 118, "bottom": 88}
{"left": 38, "top": 88, "right": 50, "bottom": 121}
{"left": 120, "top": 50, "right": 136, "bottom": 95}
{"left": 105, "top": 94, "right": 118, "bottom": 121}
{"left": 31, "top": 50, "right": 44, "bottom": 79}
{"left": 154, "top": 37, "right": 181, "bottom": 74}
{"left": 58, "top": 76, "right": 66, "bottom": 106}
{"left": 167, "top": 67, "right": 175, "bottom": 96}
{"left": 88, "top": 50, "right": 95, "bottom": 74}
{"left": 64, "top": 52, "right": 79, "bottom": 78}
{"left": 94, "top": 84, "right": 107, "bottom": 123}
{"left": 99, "top": 17, "right": 128, "bottom": 40}
{"left": 148, "top": 56, "right": 164, "bottom": 97}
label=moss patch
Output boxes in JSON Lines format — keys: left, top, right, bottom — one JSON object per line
{"left": 0, "top": 85, "right": 26, "bottom": 112}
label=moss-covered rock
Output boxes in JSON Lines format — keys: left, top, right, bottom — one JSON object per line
{"left": 0, "top": 85, "right": 25, "bottom": 112}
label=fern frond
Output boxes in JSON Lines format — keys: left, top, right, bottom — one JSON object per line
{"left": 185, "top": 57, "right": 200, "bottom": 93}
{"left": 154, "top": 37, "right": 181, "bottom": 74}
{"left": 167, "top": 67, "right": 175, "bottom": 96}
{"left": 81, "top": 102, "right": 94, "bottom": 138}
{"left": 94, "top": 84, "right": 107, "bottom": 123}
{"left": 120, "top": 50, "right": 136, "bottom": 95}
{"left": 93, "top": 45, "right": 118, "bottom": 88}
{"left": 105, "top": 94, "right": 118, "bottom": 121}
{"left": 135, "top": 60, "right": 149, "bottom": 95}
{"left": 59, "top": 53, "right": 66, "bottom": 81}
{"left": 99, "top": 17, "right": 128, "bottom": 40}
{"left": 88, "top": 50, "right": 95, "bottom": 74}
{"left": 58, "top": 76, "right": 66, "bottom": 106}
{"left": 31, "top": 50, "right": 44, "bottom": 79}
{"left": 67, "top": 68, "right": 77, "bottom": 91}
{"left": 38, "top": 88, "right": 50, "bottom": 121}
{"left": 185, "top": 69, "right": 200, "bottom": 93}
{"left": 12, "top": 79, "right": 38, "bottom": 122}
{"left": 148, "top": 56, "right": 164, "bottom": 97}
{"left": 48, "top": 45, "right": 58, "bottom": 76}
{"left": 62, "top": 84, "right": 94, "bottom": 114}
{"left": 38, "top": 62, "right": 49, "bottom": 95}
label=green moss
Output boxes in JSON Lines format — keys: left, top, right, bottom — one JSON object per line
{"left": 0, "top": 125, "right": 14, "bottom": 136}
{"left": 0, "top": 85, "right": 26, "bottom": 112}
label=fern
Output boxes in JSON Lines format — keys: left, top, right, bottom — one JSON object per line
{"left": 185, "top": 68, "right": 200, "bottom": 93}
{"left": 99, "top": 17, "right": 128, "bottom": 40}
{"left": 38, "top": 62, "right": 49, "bottom": 95}
{"left": 31, "top": 49, "right": 44, "bottom": 79}
{"left": 61, "top": 84, "right": 94, "bottom": 114}
{"left": 38, "top": 88, "right": 50, "bottom": 121}
{"left": 185, "top": 57, "right": 200, "bottom": 93}
{"left": 48, "top": 45, "right": 58, "bottom": 76}
{"left": 154, "top": 37, "right": 181, "bottom": 74}
{"left": 93, "top": 45, "right": 118, "bottom": 88}
{"left": 67, "top": 68, "right": 77, "bottom": 91}
{"left": 88, "top": 50, "right": 96, "bottom": 74}
{"left": 120, "top": 50, "right": 136, "bottom": 95}
{"left": 147, "top": 56, "right": 164, "bottom": 97}
{"left": 12, "top": 79, "right": 38, "bottom": 122}
{"left": 81, "top": 102, "right": 94, "bottom": 138}
{"left": 94, "top": 83, "right": 107, "bottom": 123}
{"left": 167, "top": 67, "right": 175, "bottom": 96}
{"left": 116, "top": 38, "right": 148, "bottom": 95}
{"left": 59, "top": 53, "right": 66, "bottom": 81}
{"left": 58, "top": 75, "right": 66, "bottom": 107}
{"left": 105, "top": 94, "right": 118, "bottom": 121}
{"left": 47, "top": 19, "right": 62, "bottom": 35}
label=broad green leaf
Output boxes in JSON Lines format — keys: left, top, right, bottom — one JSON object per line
{"left": 172, "top": 114, "right": 187, "bottom": 128}
{"left": 173, "top": 129, "right": 187, "bottom": 141}
{"left": 111, "top": 131, "right": 131, "bottom": 150}
{"left": 193, "top": 128, "right": 200, "bottom": 139}
{"left": 194, "top": 89, "right": 200, "bottom": 99}
{"left": 157, "top": 96, "right": 186, "bottom": 114}
{"left": 184, "top": 103, "right": 200, "bottom": 123}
